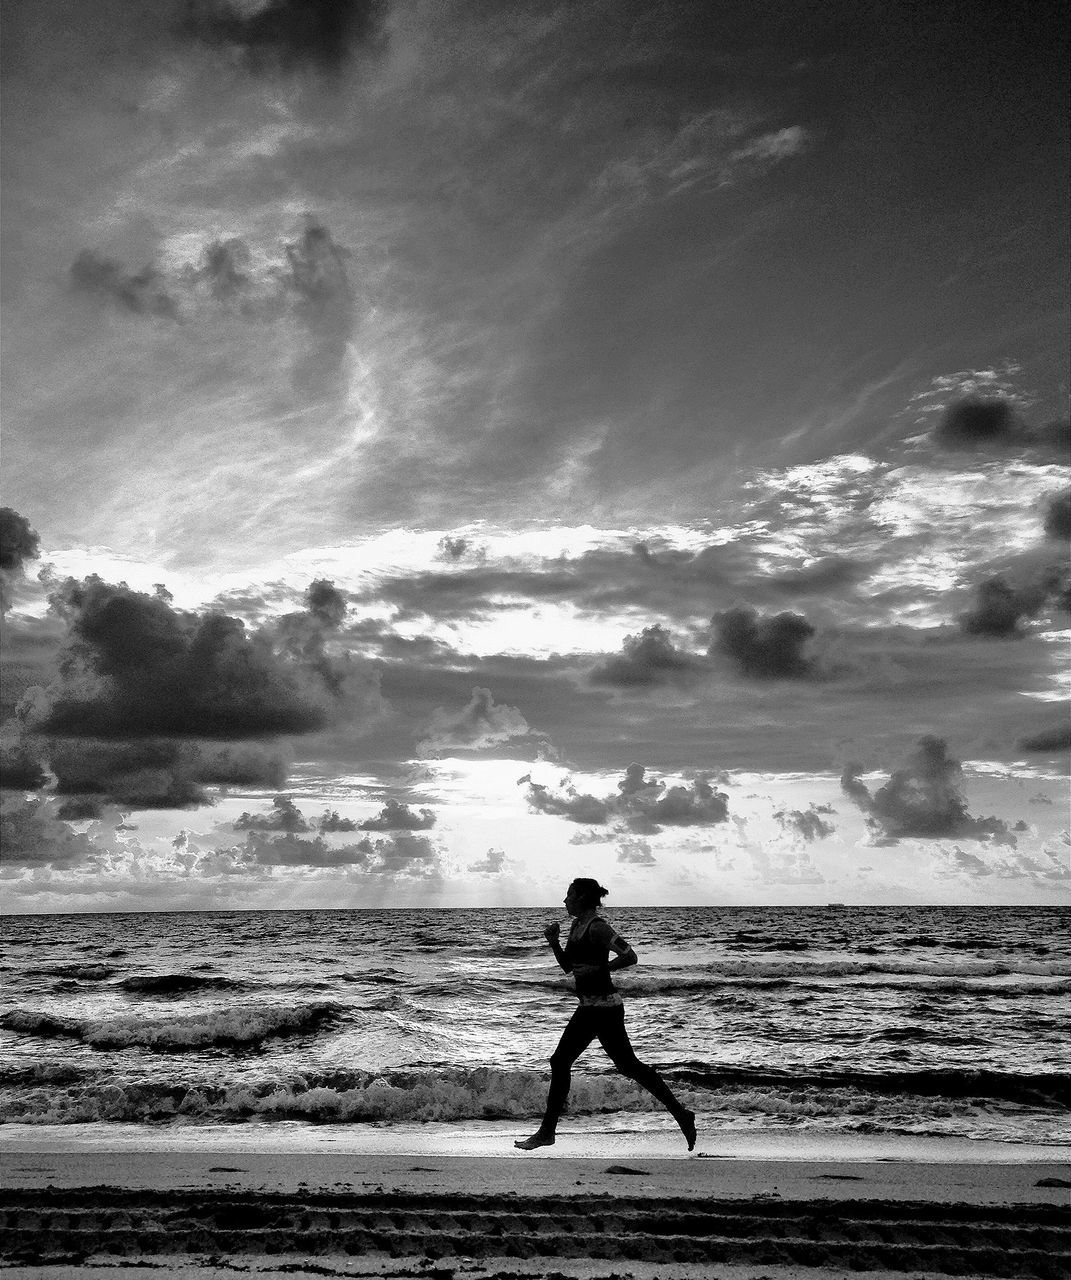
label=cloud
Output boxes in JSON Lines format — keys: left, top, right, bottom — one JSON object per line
{"left": 364, "top": 832, "right": 441, "bottom": 877}
{"left": 937, "top": 843, "right": 1071, "bottom": 886}
{"left": 184, "top": 0, "right": 386, "bottom": 73}
{"left": 1044, "top": 490, "right": 1071, "bottom": 540}
{"left": 437, "top": 535, "right": 483, "bottom": 564}
{"left": 928, "top": 394, "right": 1069, "bottom": 456}
{"left": 24, "top": 575, "right": 370, "bottom": 741}
{"left": 270, "top": 579, "right": 375, "bottom": 708}
{"left": 527, "top": 763, "right": 729, "bottom": 835}
{"left": 416, "top": 687, "right": 530, "bottom": 755}
{"left": 0, "top": 507, "right": 41, "bottom": 612}
{"left": 617, "top": 837, "right": 656, "bottom": 866}
{"left": 70, "top": 251, "right": 179, "bottom": 320}
{"left": 317, "top": 808, "right": 360, "bottom": 832}
{"left": 960, "top": 568, "right": 1068, "bottom": 637}
{"left": 774, "top": 804, "right": 836, "bottom": 841}
{"left": 0, "top": 507, "right": 41, "bottom": 576}
{"left": 526, "top": 779, "right": 610, "bottom": 825}
{"left": 42, "top": 737, "right": 288, "bottom": 812}
{"left": 840, "top": 736, "right": 1014, "bottom": 842}
{"left": 358, "top": 798, "right": 435, "bottom": 831}
{"left": 0, "top": 727, "right": 49, "bottom": 791}
{"left": 934, "top": 396, "right": 1016, "bottom": 448}
{"left": 54, "top": 797, "right": 106, "bottom": 820}
{"left": 67, "top": 220, "right": 356, "bottom": 397}
{"left": 1018, "top": 723, "right": 1071, "bottom": 753}
{"left": 281, "top": 219, "right": 355, "bottom": 394}
{"left": 589, "top": 625, "right": 701, "bottom": 687}
{"left": 942, "top": 846, "right": 993, "bottom": 877}
{"left": 469, "top": 847, "right": 506, "bottom": 874}
{"left": 247, "top": 831, "right": 371, "bottom": 867}
{"left": 198, "top": 238, "right": 254, "bottom": 301}
{"left": 750, "top": 845, "right": 825, "bottom": 885}
{"left": 711, "top": 607, "right": 816, "bottom": 678}
{"left": 234, "top": 795, "right": 310, "bottom": 832}
{"left": 304, "top": 579, "right": 349, "bottom": 628}
{"left": 0, "top": 796, "right": 101, "bottom": 869}
{"left": 767, "top": 556, "right": 870, "bottom": 596}
{"left": 620, "top": 769, "right": 730, "bottom": 834}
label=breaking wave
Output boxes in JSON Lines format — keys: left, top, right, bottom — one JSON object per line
{"left": 0, "top": 1002, "right": 341, "bottom": 1052}
{"left": 0, "top": 1063, "right": 1066, "bottom": 1141}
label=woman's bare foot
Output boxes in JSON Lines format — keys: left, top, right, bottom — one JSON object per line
{"left": 514, "top": 1130, "right": 555, "bottom": 1150}
{"left": 679, "top": 1109, "right": 697, "bottom": 1151}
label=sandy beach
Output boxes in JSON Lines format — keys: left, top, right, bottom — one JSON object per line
{"left": 2, "top": 1126, "right": 1069, "bottom": 1279}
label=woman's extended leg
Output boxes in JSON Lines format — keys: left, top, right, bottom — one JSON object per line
{"left": 514, "top": 1007, "right": 598, "bottom": 1149}
{"left": 595, "top": 1008, "right": 697, "bottom": 1150}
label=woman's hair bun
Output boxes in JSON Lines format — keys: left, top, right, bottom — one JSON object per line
{"left": 570, "top": 877, "right": 609, "bottom": 906}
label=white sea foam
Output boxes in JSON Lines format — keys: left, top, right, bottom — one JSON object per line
{"left": 2, "top": 1066, "right": 1067, "bottom": 1144}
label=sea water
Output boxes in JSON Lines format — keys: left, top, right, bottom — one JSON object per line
{"left": 1, "top": 905, "right": 1068, "bottom": 1145}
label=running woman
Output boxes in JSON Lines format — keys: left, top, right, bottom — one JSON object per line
{"left": 515, "top": 877, "right": 696, "bottom": 1151}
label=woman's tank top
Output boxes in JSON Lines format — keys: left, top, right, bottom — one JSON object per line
{"left": 564, "top": 914, "right": 623, "bottom": 1007}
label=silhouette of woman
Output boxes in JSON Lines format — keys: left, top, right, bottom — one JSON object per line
{"left": 515, "top": 877, "right": 697, "bottom": 1151}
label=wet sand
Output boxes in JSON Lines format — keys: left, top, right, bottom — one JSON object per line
{"left": 2, "top": 1130, "right": 1069, "bottom": 1278}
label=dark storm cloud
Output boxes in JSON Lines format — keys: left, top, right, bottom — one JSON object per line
{"left": 69, "top": 251, "right": 180, "bottom": 320}
{"left": 527, "top": 763, "right": 728, "bottom": 836}
{"left": 304, "top": 578, "right": 349, "bottom": 628}
{"left": 185, "top": 0, "right": 385, "bottom": 73}
{"left": 26, "top": 576, "right": 351, "bottom": 740}
{"left": 711, "top": 607, "right": 816, "bottom": 678}
{"left": 55, "top": 797, "right": 105, "bottom": 821}
{"left": 0, "top": 730, "right": 49, "bottom": 791}
{"left": 0, "top": 508, "right": 40, "bottom": 575}
{"left": 1018, "top": 723, "right": 1071, "bottom": 753}
{"left": 358, "top": 798, "right": 435, "bottom": 831}
{"left": 0, "top": 507, "right": 41, "bottom": 613}
{"left": 774, "top": 804, "right": 836, "bottom": 841}
{"left": 840, "top": 736, "right": 1014, "bottom": 843}
{"left": 934, "top": 396, "right": 1015, "bottom": 448}
{"left": 960, "top": 577, "right": 1032, "bottom": 637}
{"left": 234, "top": 795, "right": 309, "bottom": 832}
{"left": 0, "top": 797, "right": 101, "bottom": 869}
{"left": 589, "top": 625, "right": 701, "bottom": 688}
{"left": 960, "top": 572, "right": 1067, "bottom": 637}
{"left": 933, "top": 397, "right": 1071, "bottom": 456}
{"left": 1044, "top": 490, "right": 1071, "bottom": 541}
{"left": 44, "top": 738, "right": 289, "bottom": 810}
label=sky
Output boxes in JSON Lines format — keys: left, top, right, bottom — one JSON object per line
{"left": 1, "top": 0, "right": 1068, "bottom": 913}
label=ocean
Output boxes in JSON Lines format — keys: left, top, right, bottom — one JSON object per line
{"left": 1, "top": 905, "right": 1068, "bottom": 1147}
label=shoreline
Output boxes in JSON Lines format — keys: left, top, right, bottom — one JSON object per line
{"left": 3, "top": 1117, "right": 1069, "bottom": 1163}
{"left": 3, "top": 1127, "right": 1068, "bottom": 1278}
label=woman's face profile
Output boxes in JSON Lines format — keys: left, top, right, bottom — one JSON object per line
{"left": 564, "top": 884, "right": 583, "bottom": 915}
